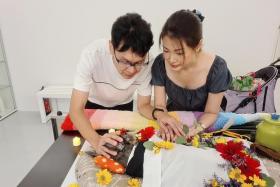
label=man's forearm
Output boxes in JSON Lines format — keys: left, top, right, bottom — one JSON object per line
{"left": 138, "top": 103, "right": 154, "bottom": 120}
{"left": 69, "top": 109, "right": 99, "bottom": 147}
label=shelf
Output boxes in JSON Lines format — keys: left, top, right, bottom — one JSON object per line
{"left": 0, "top": 29, "right": 16, "bottom": 120}
{"left": 0, "top": 85, "right": 10, "bottom": 89}
{"left": 0, "top": 109, "right": 17, "bottom": 121}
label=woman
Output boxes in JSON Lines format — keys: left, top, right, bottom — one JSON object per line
{"left": 151, "top": 10, "right": 232, "bottom": 141}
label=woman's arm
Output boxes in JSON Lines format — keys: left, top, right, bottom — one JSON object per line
{"left": 153, "top": 86, "right": 185, "bottom": 141}
{"left": 187, "top": 92, "right": 224, "bottom": 137}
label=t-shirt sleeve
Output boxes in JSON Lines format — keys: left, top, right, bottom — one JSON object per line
{"left": 151, "top": 54, "right": 166, "bottom": 86}
{"left": 73, "top": 49, "right": 95, "bottom": 92}
{"left": 136, "top": 72, "right": 152, "bottom": 96}
{"left": 208, "top": 57, "right": 232, "bottom": 93}
{"left": 136, "top": 57, "right": 153, "bottom": 96}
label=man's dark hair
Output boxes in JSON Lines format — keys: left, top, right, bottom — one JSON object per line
{"left": 111, "top": 13, "right": 154, "bottom": 57}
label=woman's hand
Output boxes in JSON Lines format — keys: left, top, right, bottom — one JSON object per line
{"left": 92, "top": 133, "right": 123, "bottom": 158}
{"left": 186, "top": 126, "right": 200, "bottom": 138}
{"left": 156, "top": 112, "right": 185, "bottom": 141}
{"left": 186, "top": 122, "right": 205, "bottom": 138}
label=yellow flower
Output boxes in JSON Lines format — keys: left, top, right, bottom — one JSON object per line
{"left": 135, "top": 134, "right": 142, "bottom": 140}
{"left": 249, "top": 175, "right": 266, "bottom": 187}
{"left": 241, "top": 150, "right": 249, "bottom": 155}
{"left": 128, "top": 178, "right": 141, "bottom": 187}
{"left": 228, "top": 168, "right": 247, "bottom": 183}
{"left": 192, "top": 135, "right": 200, "bottom": 147}
{"left": 211, "top": 179, "right": 219, "bottom": 187}
{"left": 153, "top": 146, "right": 160, "bottom": 154}
{"left": 154, "top": 141, "right": 174, "bottom": 149}
{"left": 202, "top": 133, "right": 212, "bottom": 139}
{"left": 233, "top": 138, "right": 242, "bottom": 143}
{"left": 96, "top": 169, "right": 112, "bottom": 185}
{"left": 215, "top": 137, "right": 227, "bottom": 144}
{"left": 68, "top": 183, "right": 80, "bottom": 187}
{"left": 241, "top": 183, "right": 253, "bottom": 187}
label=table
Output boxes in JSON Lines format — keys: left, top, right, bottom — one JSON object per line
{"left": 18, "top": 131, "right": 84, "bottom": 187}
{"left": 18, "top": 128, "right": 280, "bottom": 187}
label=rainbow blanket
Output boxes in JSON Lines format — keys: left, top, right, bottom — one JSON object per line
{"left": 61, "top": 109, "right": 270, "bottom": 131}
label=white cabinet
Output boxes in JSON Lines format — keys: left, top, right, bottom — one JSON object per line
{"left": 0, "top": 29, "right": 16, "bottom": 120}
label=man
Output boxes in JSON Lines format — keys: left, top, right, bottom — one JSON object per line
{"left": 70, "top": 13, "right": 154, "bottom": 158}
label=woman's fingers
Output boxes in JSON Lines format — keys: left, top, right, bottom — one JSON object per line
{"left": 166, "top": 125, "right": 175, "bottom": 141}
{"left": 168, "top": 120, "right": 185, "bottom": 137}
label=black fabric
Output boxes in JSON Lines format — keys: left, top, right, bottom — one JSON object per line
{"left": 151, "top": 54, "right": 232, "bottom": 111}
{"left": 85, "top": 100, "right": 133, "bottom": 111}
{"left": 125, "top": 142, "right": 145, "bottom": 178}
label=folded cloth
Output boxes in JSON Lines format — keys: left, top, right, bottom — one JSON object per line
{"left": 61, "top": 109, "right": 271, "bottom": 132}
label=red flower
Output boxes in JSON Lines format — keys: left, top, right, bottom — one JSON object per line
{"left": 239, "top": 155, "right": 261, "bottom": 177}
{"left": 137, "top": 127, "right": 155, "bottom": 142}
{"left": 119, "top": 128, "right": 127, "bottom": 135}
{"left": 215, "top": 140, "right": 261, "bottom": 178}
{"left": 215, "top": 140, "right": 244, "bottom": 161}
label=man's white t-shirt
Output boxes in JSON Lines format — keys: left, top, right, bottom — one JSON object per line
{"left": 73, "top": 39, "right": 153, "bottom": 107}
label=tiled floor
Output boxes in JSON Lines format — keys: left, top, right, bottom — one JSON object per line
{"left": 0, "top": 111, "right": 60, "bottom": 187}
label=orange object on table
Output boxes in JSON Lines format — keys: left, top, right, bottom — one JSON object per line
{"left": 94, "top": 155, "right": 125, "bottom": 174}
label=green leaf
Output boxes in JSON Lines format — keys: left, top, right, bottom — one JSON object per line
{"left": 143, "top": 141, "right": 155, "bottom": 151}
{"left": 261, "top": 173, "right": 275, "bottom": 187}
{"left": 175, "top": 136, "right": 186, "bottom": 144}
{"left": 183, "top": 126, "right": 189, "bottom": 134}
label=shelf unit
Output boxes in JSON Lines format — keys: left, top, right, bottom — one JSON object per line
{"left": 0, "top": 29, "right": 17, "bottom": 121}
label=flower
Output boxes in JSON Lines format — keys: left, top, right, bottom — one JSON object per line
{"left": 96, "top": 169, "right": 112, "bottom": 185}
{"left": 192, "top": 135, "right": 200, "bottom": 147}
{"left": 239, "top": 155, "right": 260, "bottom": 177}
{"left": 154, "top": 141, "right": 174, "bottom": 149}
{"left": 201, "top": 133, "right": 213, "bottom": 139}
{"left": 211, "top": 178, "right": 219, "bottom": 187}
{"left": 214, "top": 137, "right": 227, "bottom": 144}
{"left": 119, "top": 128, "right": 127, "bottom": 135}
{"left": 128, "top": 178, "right": 141, "bottom": 187}
{"left": 137, "top": 127, "right": 155, "bottom": 142}
{"left": 233, "top": 138, "right": 242, "bottom": 143}
{"left": 249, "top": 175, "right": 266, "bottom": 187}
{"left": 68, "top": 183, "right": 80, "bottom": 187}
{"left": 153, "top": 146, "right": 160, "bottom": 154}
{"left": 215, "top": 140, "right": 244, "bottom": 161}
{"left": 228, "top": 168, "right": 247, "bottom": 183}
{"left": 241, "top": 183, "right": 253, "bottom": 187}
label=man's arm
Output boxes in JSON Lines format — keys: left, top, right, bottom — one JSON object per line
{"left": 69, "top": 89, "right": 99, "bottom": 147}
{"left": 69, "top": 89, "right": 122, "bottom": 158}
{"left": 137, "top": 94, "right": 153, "bottom": 119}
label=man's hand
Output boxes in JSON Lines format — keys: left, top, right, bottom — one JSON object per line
{"left": 93, "top": 133, "right": 123, "bottom": 158}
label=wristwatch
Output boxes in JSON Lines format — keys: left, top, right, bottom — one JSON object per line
{"left": 152, "top": 108, "right": 164, "bottom": 120}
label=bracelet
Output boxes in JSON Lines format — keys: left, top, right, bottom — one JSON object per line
{"left": 152, "top": 108, "right": 164, "bottom": 120}
{"left": 195, "top": 122, "right": 206, "bottom": 132}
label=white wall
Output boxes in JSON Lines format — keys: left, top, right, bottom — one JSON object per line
{"left": 0, "top": 0, "right": 280, "bottom": 112}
